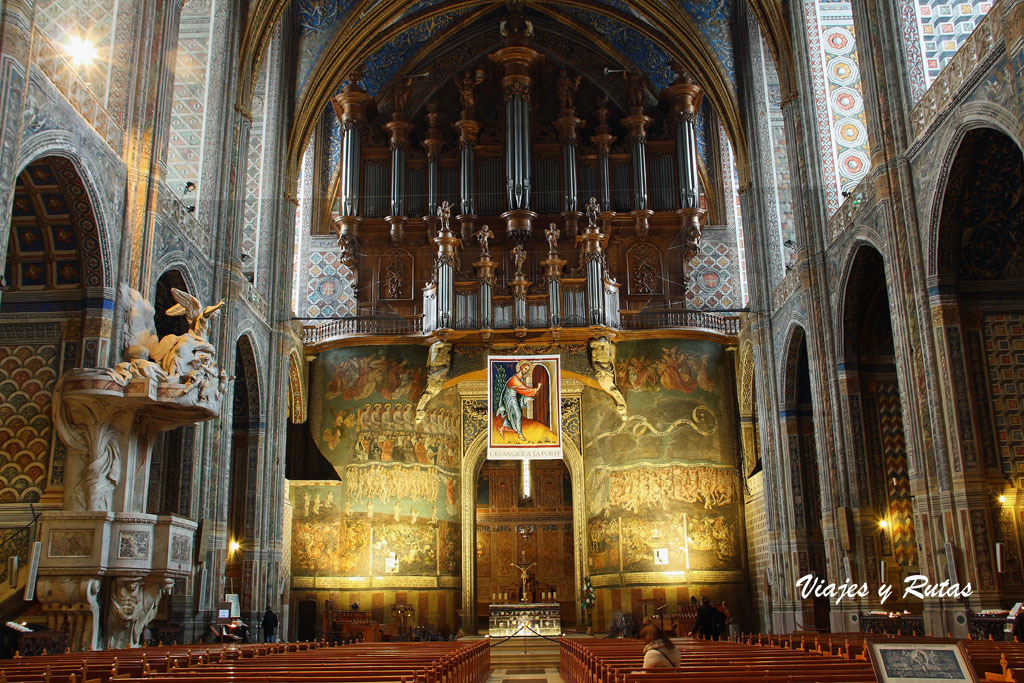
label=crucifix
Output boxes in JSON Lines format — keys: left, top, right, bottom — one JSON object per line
{"left": 510, "top": 560, "right": 536, "bottom": 603}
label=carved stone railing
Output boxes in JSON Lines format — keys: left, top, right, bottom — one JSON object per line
{"left": 302, "top": 315, "right": 424, "bottom": 345}
{"left": 618, "top": 310, "right": 741, "bottom": 335}
{"left": 30, "top": 31, "right": 123, "bottom": 151}
{"left": 157, "top": 181, "right": 211, "bottom": 254}
{"left": 303, "top": 309, "right": 740, "bottom": 346}
{"left": 827, "top": 171, "right": 876, "bottom": 244}
{"left": 910, "top": 6, "right": 1003, "bottom": 140}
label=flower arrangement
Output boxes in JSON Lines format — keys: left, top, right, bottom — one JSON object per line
{"left": 581, "top": 577, "right": 595, "bottom": 611}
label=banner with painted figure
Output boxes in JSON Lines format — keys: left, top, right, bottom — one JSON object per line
{"left": 487, "top": 355, "right": 562, "bottom": 459}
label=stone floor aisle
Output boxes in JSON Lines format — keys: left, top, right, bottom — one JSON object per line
{"left": 485, "top": 665, "right": 564, "bottom": 683}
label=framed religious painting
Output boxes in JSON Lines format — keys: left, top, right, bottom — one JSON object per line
{"left": 865, "top": 637, "right": 978, "bottom": 683}
{"left": 487, "top": 354, "right": 562, "bottom": 459}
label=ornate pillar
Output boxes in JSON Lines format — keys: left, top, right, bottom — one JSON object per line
{"left": 542, "top": 223, "right": 566, "bottom": 327}
{"left": 473, "top": 225, "right": 497, "bottom": 329}
{"left": 331, "top": 71, "right": 373, "bottom": 269}
{"left": 454, "top": 115, "right": 480, "bottom": 243}
{"left": 491, "top": 11, "right": 542, "bottom": 242}
{"left": 510, "top": 245, "right": 530, "bottom": 328}
{"left": 432, "top": 202, "right": 460, "bottom": 330}
{"left": 556, "top": 71, "right": 585, "bottom": 238}
{"left": 421, "top": 101, "right": 443, "bottom": 238}
{"left": 621, "top": 72, "right": 654, "bottom": 238}
{"left": 590, "top": 98, "right": 616, "bottom": 213}
{"left": 580, "top": 198, "right": 606, "bottom": 326}
{"left": 663, "top": 72, "right": 707, "bottom": 294}
{"left": 384, "top": 81, "right": 413, "bottom": 244}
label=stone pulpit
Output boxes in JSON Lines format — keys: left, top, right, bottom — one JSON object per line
{"left": 35, "top": 285, "right": 226, "bottom": 650}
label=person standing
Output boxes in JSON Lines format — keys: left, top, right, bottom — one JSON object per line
{"left": 262, "top": 606, "right": 279, "bottom": 643}
{"left": 690, "top": 597, "right": 722, "bottom": 640}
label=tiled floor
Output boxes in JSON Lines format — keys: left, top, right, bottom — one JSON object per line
{"left": 486, "top": 666, "right": 564, "bottom": 683}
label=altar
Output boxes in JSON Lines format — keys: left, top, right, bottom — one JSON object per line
{"left": 488, "top": 603, "right": 561, "bottom": 637}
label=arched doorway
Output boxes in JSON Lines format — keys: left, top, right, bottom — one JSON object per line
{"left": 474, "top": 458, "right": 574, "bottom": 631}
{"left": 840, "top": 245, "right": 918, "bottom": 594}
{"left": 1, "top": 156, "right": 109, "bottom": 504}
{"left": 932, "top": 127, "right": 1024, "bottom": 596}
{"left": 147, "top": 269, "right": 197, "bottom": 518}
{"left": 227, "top": 334, "right": 263, "bottom": 624}
{"left": 460, "top": 427, "right": 586, "bottom": 635}
{"left": 782, "top": 326, "right": 829, "bottom": 629}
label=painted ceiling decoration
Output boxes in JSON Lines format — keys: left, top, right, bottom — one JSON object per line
{"left": 281, "top": 0, "right": 750, "bottom": 187}
{"left": 4, "top": 157, "right": 104, "bottom": 299}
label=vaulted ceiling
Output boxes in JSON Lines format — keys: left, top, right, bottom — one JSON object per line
{"left": 238, "top": 0, "right": 795, "bottom": 188}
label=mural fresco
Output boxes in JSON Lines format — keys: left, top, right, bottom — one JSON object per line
{"left": 582, "top": 339, "right": 742, "bottom": 578}
{"left": 310, "top": 346, "right": 458, "bottom": 522}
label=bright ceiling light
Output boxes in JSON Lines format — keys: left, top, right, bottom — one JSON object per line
{"left": 229, "top": 540, "right": 241, "bottom": 555}
{"left": 66, "top": 35, "right": 98, "bottom": 68}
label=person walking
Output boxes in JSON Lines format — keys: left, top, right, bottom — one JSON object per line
{"left": 262, "top": 605, "right": 279, "bottom": 643}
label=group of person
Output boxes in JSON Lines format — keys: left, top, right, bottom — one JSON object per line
{"left": 640, "top": 597, "right": 728, "bottom": 669}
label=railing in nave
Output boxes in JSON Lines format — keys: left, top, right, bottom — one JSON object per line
{"left": 301, "top": 308, "right": 740, "bottom": 346}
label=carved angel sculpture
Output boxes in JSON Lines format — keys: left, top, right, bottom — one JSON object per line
{"left": 476, "top": 224, "right": 494, "bottom": 256}
{"left": 590, "top": 337, "right": 627, "bottom": 418}
{"left": 545, "top": 223, "right": 560, "bottom": 254}
{"left": 165, "top": 288, "right": 225, "bottom": 340}
{"left": 586, "top": 197, "right": 600, "bottom": 228}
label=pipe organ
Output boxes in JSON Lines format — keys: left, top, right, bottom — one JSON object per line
{"left": 326, "top": 12, "right": 711, "bottom": 336}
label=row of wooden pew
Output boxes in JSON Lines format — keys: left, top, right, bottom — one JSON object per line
{"left": 0, "top": 639, "right": 490, "bottom": 683}
{"left": 560, "top": 633, "right": 1024, "bottom": 683}
{"left": 736, "top": 631, "right": 1024, "bottom": 681}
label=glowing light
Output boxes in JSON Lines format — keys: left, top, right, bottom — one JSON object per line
{"left": 228, "top": 540, "right": 241, "bottom": 555}
{"left": 999, "top": 495, "right": 1007, "bottom": 503}
{"left": 879, "top": 519, "right": 889, "bottom": 529}
{"left": 66, "top": 35, "right": 98, "bottom": 68}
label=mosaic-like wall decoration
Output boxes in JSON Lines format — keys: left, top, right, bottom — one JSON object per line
{"left": 305, "top": 239, "right": 358, "bottom": 318}
{"left": 35, "top": 0, "right": 117, "bottom": 104}
{"left": 916, "top": 0, "right": 994, "bottom": 85}
{"left": 0, "top": 344, "right": 59, "bottom": 502}
{"left": 686, "top": 226, "right": 741, "bottom": 310}
{"left": 166, "top": 0, "right": 213, "bottom": 194}
{"left": 982, "top": 314, "right": 1024, "bottom": 479}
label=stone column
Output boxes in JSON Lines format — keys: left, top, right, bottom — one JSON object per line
{"left": 330, "top": 71, "right": 373, "bottom": 269}
{"left": 490, "top": 11, "right": 542, "bottom": 242}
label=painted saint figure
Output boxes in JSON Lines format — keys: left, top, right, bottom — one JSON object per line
{"left": 495, "top": 360, "right": 542, "bottom": 441}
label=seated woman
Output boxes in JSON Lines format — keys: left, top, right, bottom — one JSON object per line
{"left": 641, "top": 623, "right": 680, "bottom": 668}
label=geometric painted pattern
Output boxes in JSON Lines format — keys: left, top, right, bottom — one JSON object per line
{"left": 306, "top": 248, "right": 357, "bottom": 318}
{"left": 166, "top": 0, "right": 213, "bottom": 197}
{"left": 243, "top": 64, "right": 269, "bottom": 270}
{"left": 804, "top": 0, "right": 872, "bottom": 214}
{"left": 982, "top": 313, "right": 1024, "bottom": 478}
{"left": 6, "top": 159, "right": 103, "bottom": 292}
{"left": 817, "top": 0, "right": 872, "bottom": 197}
{"left": 687, "top": 237, "right": 737, "bottom": 310}
{"left": 761, "top": 36, "right": 796, "bottom": 271}
{"left": 34, "top": 0, "right": 116, "bottom": 104}
{"left": 876, "top": 382, "right": 918, "bottom": 567}
{"left": 719, "top": 126, "right": 748, "bottom": 305}
{"left": 916, "top": 1, "right": 993, "bottom": 85}
{"left": 0, "top": 345, "right": 59, "bottom": 503}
